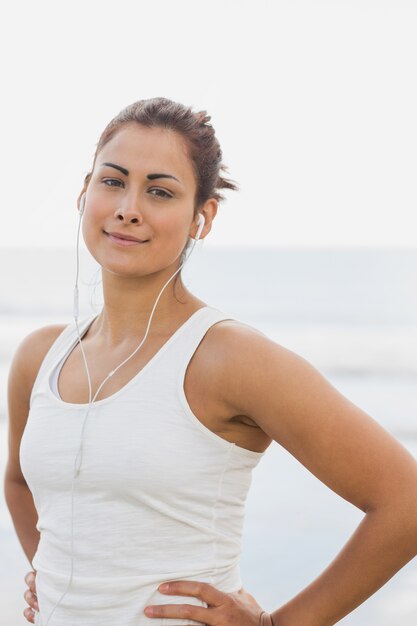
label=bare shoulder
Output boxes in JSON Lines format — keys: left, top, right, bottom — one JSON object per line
{"left": 208, "top": 317, "right": 305, "bottom": 382}
{"left": 208, "top": 317, "right": 271, "bottom": 347}
{"left": 202, "top": 318, "right": 280, "bottom": 422}
{"left": 205, "top": 316, "right": 293, "bottom": 393}
{"left": 206, "top": 316, "right": 352, "bottom": 434}
{"left": 11, "top": 323, "right": 70, "bottom": 390}
{"left": 207, "top": 318, "right": 417, "bottom": 515}
{"left": 5, "top": 323, "right": 69, "bottom": 484}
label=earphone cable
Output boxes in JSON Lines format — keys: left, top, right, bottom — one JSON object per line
{"left": 40, "top": 208, "right": 204, "bottom": 626}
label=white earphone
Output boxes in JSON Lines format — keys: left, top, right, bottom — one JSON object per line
{"left": 40, "top": 192, "right": 206, "bottom": 626}
{"left": 195, "top": 212, "right": 205, "bottom": 240}
{"left": 78, "top": 193, "right": 86, "bottom": 215}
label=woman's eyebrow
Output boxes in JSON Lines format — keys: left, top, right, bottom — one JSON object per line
{"left": 101, "top": 162, "right": 129, "bottom": 176}
{"left": 100, "top": 162, "right": 181, "bottom": 183}
{"left": 147, "top": 172, "right": 182, "bottom": 184}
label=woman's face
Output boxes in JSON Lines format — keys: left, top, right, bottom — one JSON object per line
{"left": 80, "top": 123, "right": 201, "bottom": 279}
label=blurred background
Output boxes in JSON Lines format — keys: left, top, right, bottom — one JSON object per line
{"left": 1, "top": 0, "right": 416, "bottom": 624}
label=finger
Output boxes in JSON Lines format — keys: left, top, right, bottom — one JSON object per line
{"left": 158, "top": 580, "right": 226, "bottom": 607}
{"left": 24, "top": 590, "right": 39, "bottom": 611}
{"left": 25, "top": 571, "right": 37, "bottom": 594}
{"left": 144, "top": 602, "right": 210, "bottom": 623}
{"left": 260, "top": 611, "right": 273, "bottom": 626}
{"left": 23, "top": 607, "right": 36, "bottom": 624}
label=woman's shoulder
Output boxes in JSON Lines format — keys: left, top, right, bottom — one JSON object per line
{"left": 203, "top": 316, "right": 286, "bottom": 393}
{"left": 11, "top": 322, "right": 71, "bottom": 394}
{"left": 209, "top": 316, "right": 313, "bottom": 391}
{"left": 208, "top": 316, "right": 276, "bottom": 353}
{"left": 204, "top": 315, "right": 307, "bottom": 416}
{"left": 25, "top": 321, "right": 70, "bottom": 356}
{"left": 6, "top": 322, "right": 72, "bottom": 485}
{"left": 208, "top": 316, "right": 300, "bottom": 378}
{"left": 206, "top": 314, "right": 284, "bottom": 365}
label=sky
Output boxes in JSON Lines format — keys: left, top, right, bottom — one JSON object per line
{"left": 1, "top": 0, "right": 416, "bottom": 249}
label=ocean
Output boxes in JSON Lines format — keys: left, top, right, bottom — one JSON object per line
{"left": 1, "top": 245, "right": 416, "bottom": 624}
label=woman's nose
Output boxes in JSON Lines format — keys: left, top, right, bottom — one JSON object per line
{"left": 115, "top": 202, "right": 144, "bottom": 224}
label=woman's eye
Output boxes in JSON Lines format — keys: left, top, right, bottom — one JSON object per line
{"left": 149, "top": 188, "right": 173, "bottom": 199}
{"left": 102, "top": 178, "right": 124, "bottom": 187}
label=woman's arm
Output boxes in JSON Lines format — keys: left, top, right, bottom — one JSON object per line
{"left": 4, "top": 480, "right": 40, "bottom": 565}
{"left": 7, "top": 325, "right": 68, "bottom": 624}
{"left": 217, "top": 324, "right": 417, "bottom": 626}
{"left": 4, "top": 324, "right": 67, "bottom": 567}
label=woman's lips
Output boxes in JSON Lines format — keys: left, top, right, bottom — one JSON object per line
{"left": 105, "top": 232, "right": 148, "bottom": 247}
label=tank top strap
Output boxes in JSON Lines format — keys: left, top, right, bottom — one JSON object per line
{"left": 29, "top": 314, "right": 96, "bottom": 409}
{"left": 173, "top": 305, "right": 236, "bottom": 372}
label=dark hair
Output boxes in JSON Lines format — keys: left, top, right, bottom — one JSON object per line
{"left": 83, "top": 97, "right": 239, "bottom": 298}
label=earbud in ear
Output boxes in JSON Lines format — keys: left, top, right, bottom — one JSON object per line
{"left": 79, "top": 192, "right": 86, "bottom": 216}
{"left": 194, "top": 213, "right": 205, "bottom": 240}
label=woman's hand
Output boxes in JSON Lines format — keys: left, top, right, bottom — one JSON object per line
{"left": 23, "top": 570, "right": 38, "bottom": 623}
{"left": 144, "top": 580, "right": 273, "bottom": 625}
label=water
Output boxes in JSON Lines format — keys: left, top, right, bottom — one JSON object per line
{"left": 1, "top": 246, "right": 417, "bottom": 324}
{"left": 1, "top": 245, "right": 417, "bottom": 624}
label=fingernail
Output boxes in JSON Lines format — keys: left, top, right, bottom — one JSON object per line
{"left": 159, "top": 583, "right": 170, "bottom": 591}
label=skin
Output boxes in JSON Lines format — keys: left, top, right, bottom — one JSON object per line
{"left": 77, "top": 122, "right": 218, "bottom": 346}
{"left": 19, "top": 122, "right": 272, "bottom": 624}
{"left": 18, "top": 123, "right": 417, "bottom": 625}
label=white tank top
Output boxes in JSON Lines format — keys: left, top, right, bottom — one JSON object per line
{"left": 20, "top": 305, "right": 266, "bottom": 626}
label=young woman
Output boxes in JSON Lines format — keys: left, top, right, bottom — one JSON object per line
{"left": 6, "top": 97, "right": 417, "bottom": 626}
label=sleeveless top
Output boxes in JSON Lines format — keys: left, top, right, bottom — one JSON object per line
{"left": 19, "top": 305, "right": 266, "bottom": 626}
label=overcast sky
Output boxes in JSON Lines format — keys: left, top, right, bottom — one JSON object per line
{"left": 1, "top": 0, "right": 416, "bottom": 249}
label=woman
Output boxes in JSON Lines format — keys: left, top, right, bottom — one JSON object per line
{"left": 6, "top": 97, "right": 417, "bottom": 626}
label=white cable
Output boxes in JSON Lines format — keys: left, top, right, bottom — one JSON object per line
{"left": 40, "top": 210, "right": 204, "bottom": 626}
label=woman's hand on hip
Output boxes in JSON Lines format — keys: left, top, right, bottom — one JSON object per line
{"left": 144, "top": 580, "right": 273, "bottom": 625}
{"left": 23, "top": 570, "right": 38, "bottom": 623}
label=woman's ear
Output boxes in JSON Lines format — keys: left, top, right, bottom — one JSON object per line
{"left": 197, "top": 198, "right": 218, "bottom": 236}
{"left": 77, "top": 173, "right": 92, "bottom": 213}
{"left": 76, "top": 190, "right": 87, "bottom": 213}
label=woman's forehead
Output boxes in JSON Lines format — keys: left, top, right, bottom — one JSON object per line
{"left": 98, "top": 124, "right": 193, "bottom": 180}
